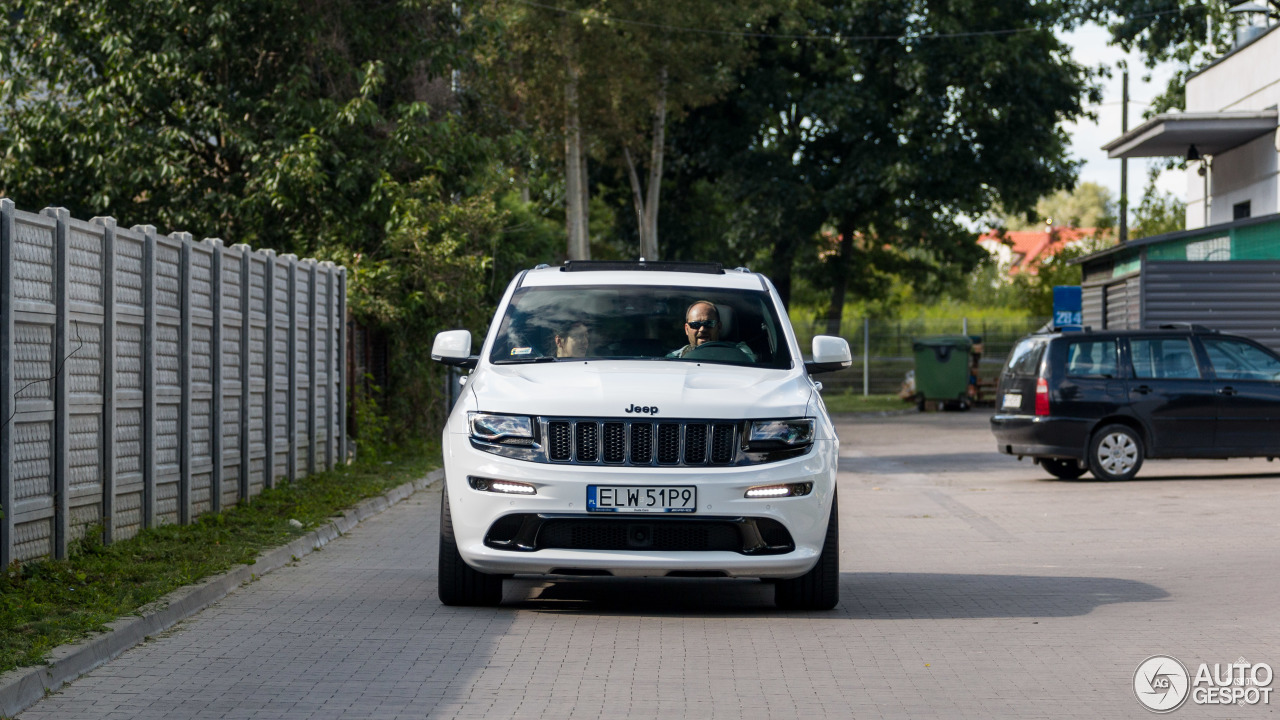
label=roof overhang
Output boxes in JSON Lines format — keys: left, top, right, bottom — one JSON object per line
{"left": 1101, "top": 110, "right": 1278, "bottom": 159}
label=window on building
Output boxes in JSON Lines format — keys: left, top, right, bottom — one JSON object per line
{"left": 1234, "top": 200, "right": 1251, "bottom": 220}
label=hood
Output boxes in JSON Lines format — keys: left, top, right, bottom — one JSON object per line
{"left": 467, "top": 361, "right": 813, "bottom": 419}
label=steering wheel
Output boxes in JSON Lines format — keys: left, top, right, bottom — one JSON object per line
{"left": 684, "top": 341, "right": 752, "bottom": 363}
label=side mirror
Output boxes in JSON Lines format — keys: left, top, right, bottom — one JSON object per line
{"left": 806, "top": 335, "right": 852, "bottom": 375}
{"left": 431, "top": 329, "right": 478, "bottom": 369}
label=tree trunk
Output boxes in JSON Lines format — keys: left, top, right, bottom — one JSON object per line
{"left": 580, "top": 150, "right": 590, "bottom": 254}
{"left": 564, "top": 59, "right": 588, "bottom": 260}
{"left": 641, "top": 68, "right": 668, "bottom": 260}
{"left": 769, "top": 235, "right": 800, "bottom": 308}
{"left": 624, "top": 67, "right": 668, "bottom": 261}
{"left": 824, "top": 217, "right": 857, "bottom": 337}
{"left": 624, "top": 147, "right": 646, "bottom": 255}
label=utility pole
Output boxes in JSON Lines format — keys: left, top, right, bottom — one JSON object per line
{"left": 1119, "top": 64, "right": 1129, "bottom": 243}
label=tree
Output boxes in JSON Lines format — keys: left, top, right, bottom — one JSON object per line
{"left": 670, "top": 0, "right": 1101, "bottom": 326}
{"left": 1130, "top": 167, "right": 1186, "bottom": 239}
{"left": 997, "top": 182, "right": 1117, "bottom": 231}
{"left": 479, "top": 0, "right": 763, "bottom": 259}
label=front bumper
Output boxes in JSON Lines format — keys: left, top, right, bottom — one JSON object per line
{"left": 442, "top": 432, "right": 837, "bottom": 579}
{"left": 990, "top": 413, "right": 1090, "bottom": 459}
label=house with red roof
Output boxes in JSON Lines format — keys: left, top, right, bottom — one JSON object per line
{"left": 977, "top": 226, "right": 1100, "bottom": 276}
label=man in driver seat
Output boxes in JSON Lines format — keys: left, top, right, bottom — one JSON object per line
{"left": 667, "top": 300, "right": 757, "bottom": 362}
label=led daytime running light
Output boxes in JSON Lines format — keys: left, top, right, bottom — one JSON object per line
{"left": 744, "top": 482, "right": 813, "bottom": 498}
{"left": 468, "top": 476, "right": 537, "bottom": 495}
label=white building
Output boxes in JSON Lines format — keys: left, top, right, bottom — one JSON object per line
{"left": 1103, "top": 20, "right": 1279, "bottom": 228}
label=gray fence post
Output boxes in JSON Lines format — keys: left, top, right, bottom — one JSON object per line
{"left": 43, "top": 207, "right": 70, "bottom": 559}
{"left": 175, "top": 233, "right": 192, "bottom": 525}
{"left": 0, "top": 199, "right": 14, "bottom": 567}
{"left": 337, "top": 267, "right": 347, "bottom": 466}
{"left": 138, "top": 225, "right": 157, "bottom": 529}
{"left": 94, "top": 217, "right": 118, "bottom": 542}
{"left": 306, "top": 260, "right": 318, "bottom": 476}
{"left": 236, "top": 245, "right": 251, "bottom": 499}
{"left": 283, "top": 254, "right": 298, "bottom": 482}
{"left": 208, "top": 238, "right": 224, "bottom": 515}
{"left": 262, "top": 249, "right": 276, "bottom": 487}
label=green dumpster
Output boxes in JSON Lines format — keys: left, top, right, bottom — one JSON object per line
{"left": 911, "top": 335, "right": 974, "bottom": 411}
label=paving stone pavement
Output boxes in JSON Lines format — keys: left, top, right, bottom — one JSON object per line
{"left": 18, "top": 409, "right": 1280, "bottom": 719}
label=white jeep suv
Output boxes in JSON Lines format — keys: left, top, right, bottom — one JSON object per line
{"left": 431, "top": 261, "right": 851, "bottom": 609}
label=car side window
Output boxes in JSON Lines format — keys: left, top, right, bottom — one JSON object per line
{"left": 1129, "top": 338, "right": 1202, "bottom": 379}
{"left": 1202, "top": 337, "right": 1280, "bottom": 381}
{"left": 1065, "top": 340, "right": 1118, "bottom": 378}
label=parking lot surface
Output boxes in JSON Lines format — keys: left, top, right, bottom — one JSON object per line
{"left": 19, "top": 409, "right": 1280, "bottom": 719}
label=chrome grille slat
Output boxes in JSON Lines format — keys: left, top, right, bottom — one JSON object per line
{"left": 543, "top": 417, "right": 735, "bottom": 467}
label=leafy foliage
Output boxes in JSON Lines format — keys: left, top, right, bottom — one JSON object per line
{"left": 1130, "top": 167, "right": 1186, "bottom": 239}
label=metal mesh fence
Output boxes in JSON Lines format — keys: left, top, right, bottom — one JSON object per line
{"left": 792, "top": 315, "right": 1051, "bottom": 396}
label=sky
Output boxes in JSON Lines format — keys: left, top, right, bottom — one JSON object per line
{"left": 1060, "top": 22, "right": 1183, "bottom": 218}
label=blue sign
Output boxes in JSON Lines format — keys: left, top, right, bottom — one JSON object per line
{"left": 1053, "top": 286, "right": 1083, "bottom": 331}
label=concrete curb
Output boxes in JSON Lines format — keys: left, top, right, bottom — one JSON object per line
{"left": 0, "top": 468, "right": 444, "bottom": 718}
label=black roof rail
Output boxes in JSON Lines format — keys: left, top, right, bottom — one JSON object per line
{"left": 559, "top": 260, "right": 725, "bottom": 274}
{"left": 1157, "top": 323, "right": 1219, "bottom": 333}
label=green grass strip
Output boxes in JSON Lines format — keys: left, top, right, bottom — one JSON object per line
{"left": 0, "top": 444, "right": 440, "bottom": 675}
{"left": 820, "top": 392, "right": 915, "bottom": 414}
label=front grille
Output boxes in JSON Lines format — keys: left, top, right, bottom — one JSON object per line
{"left": 541, "top": 417, "right": 738, "bottom": 466}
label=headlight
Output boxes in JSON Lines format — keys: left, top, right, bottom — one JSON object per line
{"left": 469, "top": 413, "right": 535, "bottom": 445}
{"left": 747, "top": 418, "right": 815, "bottom": 451}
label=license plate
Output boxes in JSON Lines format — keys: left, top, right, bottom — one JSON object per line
{"left": 587, "top": 485, "right": 697, "bottom": 513}
{"left": 1002, "top": 392, "right": 1022, "bottom": 410}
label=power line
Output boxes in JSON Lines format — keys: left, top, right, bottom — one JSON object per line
{"left": 509, "top": 1, "right": 1194, "bottom": 43}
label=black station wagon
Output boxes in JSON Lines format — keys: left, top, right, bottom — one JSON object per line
{"left": 990, "top": 325, "right": 1280, "bottom": 481}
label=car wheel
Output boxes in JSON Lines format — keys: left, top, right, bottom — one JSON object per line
{"left": 775, "top": 492, "right": 840, "bottom": 610}
{"left": 1088, "top": 424, "right": 1144, "bottom": 481}
{"left": 438, "top": 486, "right": 504, "bottom": 606}
{"left": 1039, "top": 457, "right": 1086, "bottom": 480}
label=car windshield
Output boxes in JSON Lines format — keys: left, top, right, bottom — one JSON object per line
{"left": 487, "top": 285, "right": 792, "bottom": 369}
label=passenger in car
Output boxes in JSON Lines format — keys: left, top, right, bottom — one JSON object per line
{"left": 554, "top": 321, "right": 590, "bottom": 358}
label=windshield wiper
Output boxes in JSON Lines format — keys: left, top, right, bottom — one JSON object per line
{"left": 492, "top": 356, "right": 558, "bottom": 365}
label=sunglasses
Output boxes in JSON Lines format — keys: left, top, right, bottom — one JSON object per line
{"left": 686, "top": 320, "right": 718, "bottom": 330}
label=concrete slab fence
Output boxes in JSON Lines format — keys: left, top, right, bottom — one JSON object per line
{"left": 0, "top": 199, "right": 347, "bottom": 565}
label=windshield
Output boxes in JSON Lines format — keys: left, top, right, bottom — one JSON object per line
{"left": 487, "top": 285, "right": 793, "bottom": 369}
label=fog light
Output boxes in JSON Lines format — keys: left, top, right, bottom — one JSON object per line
{"left": 744, "top": 482, "right": 812, "bottom": 498}
{"left": 468, "top": 476, "right": 537, "bottom": 495}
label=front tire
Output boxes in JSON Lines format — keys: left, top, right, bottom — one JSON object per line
{"left": 1088, "top": 424, "right": 1144, "bottom": 481}
{"left": 438, "top": 486, "right": 504, "bottom": 606}
{"left": 775, "top": 492, "right": 840, "bottom": 610}
{"left": 1039, "top": 457, "right": 1086, "bottom": 480}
